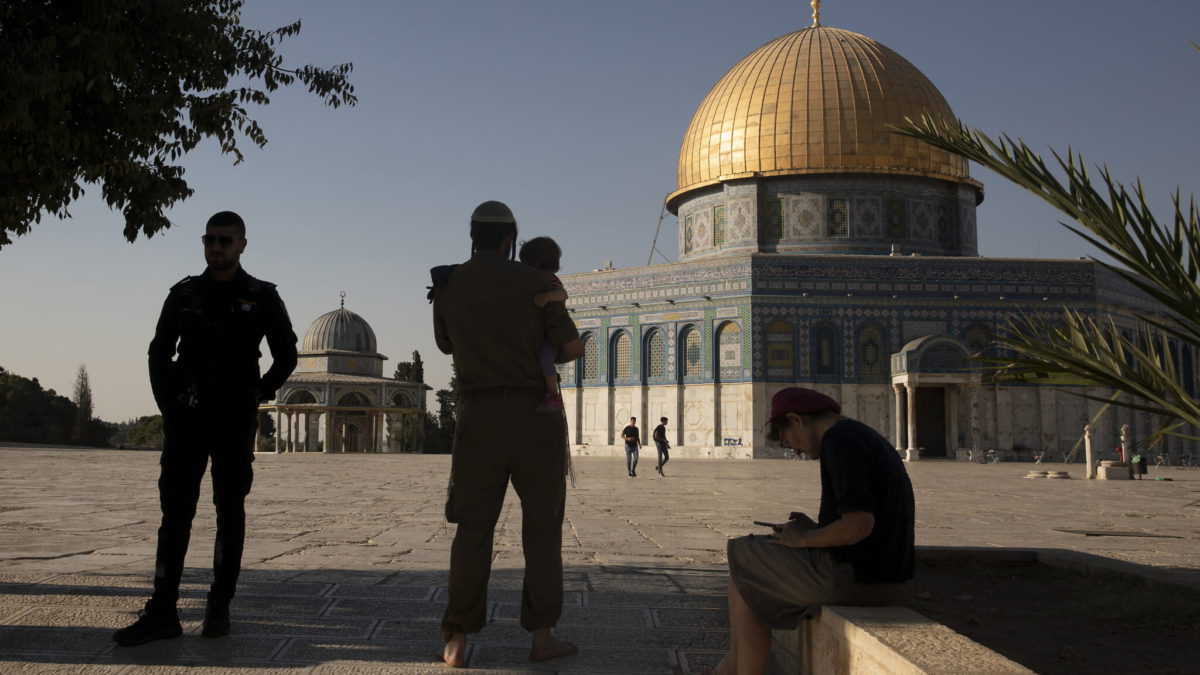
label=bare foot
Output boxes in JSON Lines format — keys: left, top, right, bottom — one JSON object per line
{"left": 529, "top": 627, "right": 577, "bottom": 662}
{"left": 442, "top": 632, "right": 467, "bottom": 667}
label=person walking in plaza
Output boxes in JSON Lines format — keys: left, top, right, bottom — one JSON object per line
{"left": 622, "top": 416, "right": 642, "bottom": 477}
{"left": 114, "top": 211, "right": 298, "bottom": 646}
{"left": 431, "top": 200, "right": 583, "bottom": 666}
{"left": 706, "top": 388, "right": 915, "bottom": 675}
{"left": 652, "top": 416, "right": 670, "bottom": 477}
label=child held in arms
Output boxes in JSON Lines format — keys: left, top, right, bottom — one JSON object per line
{"left": 519, "top": 236, "right": 569, "bottom": 413}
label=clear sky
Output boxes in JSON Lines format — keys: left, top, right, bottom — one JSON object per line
{"left": 3, "top": 0, "right": 1199, "bottom": 423}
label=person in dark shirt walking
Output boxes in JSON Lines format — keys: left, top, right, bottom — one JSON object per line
{"left": 114, "top": 211, "right": 297, "bottom": 647}
{"left": 652, "top": 417, "right": 670, "bottom": 477}
{"left": 621, "top": 417, "right": 641, "bottom": 477}
{"left": 708, "top": 388, "right": 915, "bottom": 675}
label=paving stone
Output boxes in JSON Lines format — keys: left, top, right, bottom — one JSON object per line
{"left": 432, "top": 588, "right": 582, "bottom": 606}
{"left": 110, "top": 635, "right": 285, "bottom": 660}
{"left": 238, "top": 581, "right": 332, "bottom": 597}
{"left": 469, "top": 643, "right": 678, "bottom": 672}
{"left": 0, "top": 655, "right": 127, "bottom": 673}
{"left": 583, "top": 591, "right": 723, "bottom": 609}
{"left": 0, "top": 626, "right": 114, "bottom": 655}
{"left": 492, "top": 603, "right": 652, "bottom": 627}
{"left": 653, "top": 607, "right": 728, "bottom": 629}
{"left": 122, "top": 665, "right": 312, "bottom": 674}
{"left": 277, "top": 637, "right": 446, "bottom": 665}
{"left": 325, "top": 598, "right": 446, "bottom": 621}
{"left": 177, "top": 614, "right": 375, "bottom": 639}
{"left": 7, "top": 606, "right": 135, "bottom": 629}
{"left": 227, "top": 595, "right": 332, "bottom": 617}
{"left": 327, "top": 584, "right": 433, "bottom": 600}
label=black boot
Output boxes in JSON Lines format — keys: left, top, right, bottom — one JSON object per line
{"left": 202, "top": 594, "right": 231, "bottom": 638}
{"left": 113, "top": 606, "right": 183, "bottom": 646}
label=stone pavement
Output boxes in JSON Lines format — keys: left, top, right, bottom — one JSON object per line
{"left": 1, "top": 447, "right": 1198, "bottom": 673}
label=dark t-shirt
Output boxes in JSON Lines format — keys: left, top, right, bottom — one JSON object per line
{"left": 817, "top": 419, "right": 915, "bottom": 584}
{"left": 622, "top": 425, "right": 640, "bottom": 446}
{"left": 652, "top": 424, "right": 667, "bottom": 444}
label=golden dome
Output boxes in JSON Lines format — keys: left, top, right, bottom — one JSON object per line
{"left": 669, "top": 26, "right": 977, "bottom": 209}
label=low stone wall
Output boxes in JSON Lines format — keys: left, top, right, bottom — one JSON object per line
{"left": 767, "top": 546, "right": 1200, "bottom": 675}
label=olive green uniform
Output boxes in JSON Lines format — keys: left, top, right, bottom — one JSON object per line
{"left": 432, "top": 249, "right": 579, "bottom": 638}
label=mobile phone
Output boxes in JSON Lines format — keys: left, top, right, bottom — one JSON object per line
{"left": 752, "top": 520, "right": 777, "bottom": 528}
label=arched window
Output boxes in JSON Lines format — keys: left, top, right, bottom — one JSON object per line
{"left": 858, "top": 323, "right": 886, "bottom": 382}
{"left": 766, "top": 320, "right": 795, "bottom": 377}
{"left": 582, "top": 334, "right": 598, "bottom": 380}
{"left": 338, "top": 391, "right": 371, "bottom": 407}
{"left": 286, "top": 389, "right": 317, "bottom": 404}
{"left": 611, "top": 331, "right": 631, "bottom": 381}
{"left": 681, "top": 327, "right": 702, "bottom": 379}
{"left": 716, "top": 321, "right": 742, "bottom": 379}
{"left": 391, "top": 392, "right": 414, "bottom": 408}
{"left": 684, "top": 215, "right": 695, "bottom": 253}
{"left": 813, "top": 322, "right": 840, "bottom": 378}
{"left": 644, "top": 329, "right": 666, "bottom": 381}
{"left": 713, "top": 205, "right": 726, "bottom": 246}
{"left": 964, "top": 323, "right": 992, "bottom": 355}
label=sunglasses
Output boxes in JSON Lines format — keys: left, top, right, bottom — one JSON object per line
{"left": 201, "top": 234, "right": 238, "bottom": 247}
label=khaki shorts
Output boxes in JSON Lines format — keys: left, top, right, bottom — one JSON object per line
{"left": 727, "top": 534, "right": 904, "bottom": 629}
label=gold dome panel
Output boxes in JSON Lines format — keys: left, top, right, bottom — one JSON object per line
{"left": 670, "top": 26, "right": 975, "bottom": 207}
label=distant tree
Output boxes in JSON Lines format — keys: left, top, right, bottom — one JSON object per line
{"left": 411, "top": 351, "right": 425, "bottom": 384}
{"left": 393, "top": 350, "right": 426, "bottom": 383}
{"left": 0, "top": 0, "right": 356, "bottom": 247}
{"left": 255, "top": 410, "right": 276, "bottom": 452}
{"left": 0, "top": 365, "right": 76, "bottom": 444}
{"left": 126, "top": 415, "right": 165, "bottom": 449}
{"left": 71, "top": 364, "right": 93, "bottom": 443}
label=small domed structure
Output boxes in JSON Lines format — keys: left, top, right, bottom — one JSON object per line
{"left": 264, "top": 294, "right": 430, "bottom": 454}
{"left": 302, "top": 307, "right": 378, "bottom": 354}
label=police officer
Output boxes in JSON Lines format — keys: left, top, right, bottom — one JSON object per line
{"left": 114, "top": 211, "right": 297, "bottom": 646}
{"left": 432, "top": 201, "right": 583, "bottom": 666}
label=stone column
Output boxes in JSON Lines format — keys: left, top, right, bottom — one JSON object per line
{"left": 947, "top": 386, "right": 960, "bottom": 458}
{"left": 967, "top": 381, "right": 981, "bottom": 458}
{"left": 292, "top": 413, "right": 300, "bottom": 453}
{"left": 892, "top": 384, "right": 905, "bottom": 450}
{"left": 1084, "top": 424, "right": 1096, "bottom": 479}
{"left": 905, "top": 382, "right": 919, "bottom": 461}
{"left": 274, "top": 409, "right": 281, "bottom": 453}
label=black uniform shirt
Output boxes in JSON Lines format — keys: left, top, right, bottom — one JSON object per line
{"left": 817, "top": 418, "right": 915, "bottom": 584}
{"left": 148, "top": 267, "right": 298, "bottom": 410}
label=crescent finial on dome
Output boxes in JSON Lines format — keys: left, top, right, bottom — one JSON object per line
{"left": 339, "top": 290, "right": 346, "bottom": 308}
{"left": 811, "top": 0, "right": 821, "bottom": 27}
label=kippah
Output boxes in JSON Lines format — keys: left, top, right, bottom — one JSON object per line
{"left": 770, "top": 387, "right": 842, "bottom": 418}
{"left": 470, "top": 200, "right": 515, "bottom": 224}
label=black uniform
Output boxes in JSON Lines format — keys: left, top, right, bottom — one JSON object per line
{"left": 146, "top": 267, "right": 297, "bottom": 611}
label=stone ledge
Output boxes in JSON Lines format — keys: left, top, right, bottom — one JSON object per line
{"left": 767, "top": 546, "right": 1200, "bottom": 674}
{"left": 769, "top": 605, "right": 1032, "bottom": 675}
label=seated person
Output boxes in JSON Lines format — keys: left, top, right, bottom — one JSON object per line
{"left": 708, "top": 387, "right": 915, "bottom": 675}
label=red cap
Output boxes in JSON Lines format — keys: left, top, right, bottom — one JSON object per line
{"left": 770, "top": 387, "right": 841, "bottom": 419}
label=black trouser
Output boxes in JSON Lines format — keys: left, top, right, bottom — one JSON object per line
{"left": 655, "top": 441, "right": 670, "bottom": 471}
{"left": 149, "top": 402, "right": 257, "bottom": 612}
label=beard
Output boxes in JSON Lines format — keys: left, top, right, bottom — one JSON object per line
{"left": 206, "top": 253, "right": 239, "bottom": 272}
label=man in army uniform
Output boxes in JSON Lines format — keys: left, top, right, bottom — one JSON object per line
{"left": 114, "top": 211, "right": 297, "bottom": 646}
{"left": 432, "top": 201, "right": 583, "bottom": 666}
